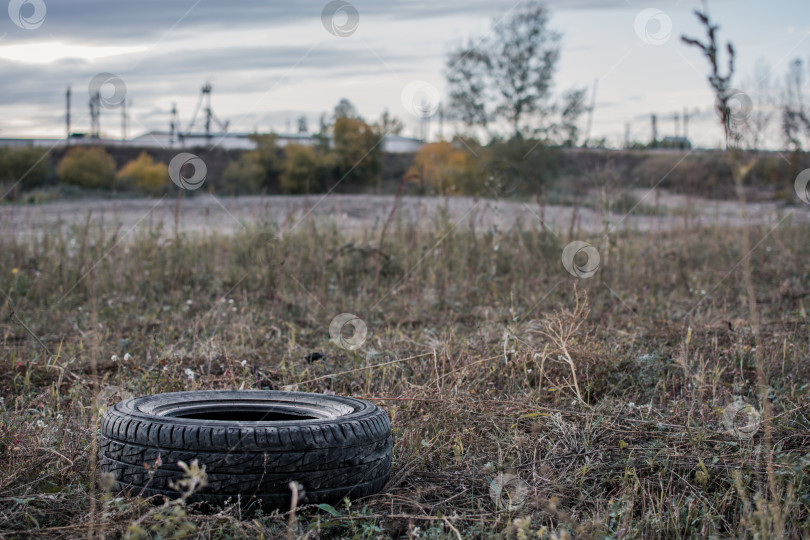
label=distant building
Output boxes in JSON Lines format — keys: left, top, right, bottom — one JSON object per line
{"left": 0, "top": 132, "right": 425, "bottom": 154}
{"left": 129, "top": 131, "right": 279, "bottom": 150}
{"left": 382, "top": 134, "right": 424, "bottom": 153}
{"left": 0, "top": 137, "right": 66, "bottom": 148}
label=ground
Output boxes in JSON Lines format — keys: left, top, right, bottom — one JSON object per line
{"left": 0, "top": 191, "right": 809, "bottom": 538}
{"left": 2, "top": 190, "right": 806, "bottom": 238}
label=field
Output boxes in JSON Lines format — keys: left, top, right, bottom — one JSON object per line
{"left": 2, "top": 188, "right": 805, "bottom": 238}
{"left": 1, "top": 192, "right": 809, "bottom": 538}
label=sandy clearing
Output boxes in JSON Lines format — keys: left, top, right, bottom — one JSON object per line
{"left": 1, "top": 191, "right": 807, "bottom": 241}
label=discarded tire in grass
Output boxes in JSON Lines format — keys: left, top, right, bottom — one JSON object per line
{"left": 99, "top": 390, "right": 392, "bottom": 509}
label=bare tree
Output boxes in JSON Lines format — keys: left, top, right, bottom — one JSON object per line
{"left": 780, "top": 57, "right": 810, "bottom": 150}
{"left": 445, "top": 43, "right": 491, "bottom": 130}
{"left": 681, "top": 8, "right": 736, "bottom": 148}
{"left": 297, "top": 115, "right": 308, "bottom": 134}
{"left": 555, "top": 87, "right": 589, "bottom": 147}
{"left": 682, "top": 9, "right": 780, "bottom": 531}
{"left": 445, "top": 1, "right": 561, "bottom": 137}
{"left": 334, "top": 98, "right": 360, "bottom": 120}
{"left": 740, "top": 60, "right": 775, "bottom": 150}
{"left": 378, "top": 110, "right": 404, "bottom": 136}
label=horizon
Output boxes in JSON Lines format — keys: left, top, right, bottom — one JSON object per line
{"left": 1, "top": 0, "right": 808, "bottom": 149}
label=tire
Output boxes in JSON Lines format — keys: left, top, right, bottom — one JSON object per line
{"left": 98, "top": 390, "right": 392, "bottom": 509}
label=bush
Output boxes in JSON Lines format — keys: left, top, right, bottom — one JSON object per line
{"left": 221, "top": 153, "right": 266, "bottom": 194}
{"left": 116, "top": 152, "right": 167, "bottom": 194}
{"left": 405, "top": 141, "right": 472, "bottom": 195}
{"left": 57, "top": 146, "right": 116, "bottom": 190}
{"left": 632, "top": 153, "right": 735, "bottom": 198}
{"left": 280, "top": 144, "right": 324, "bottom": 194}
{"left": 331, "top": 117, "right": 382, "bottom": 189}
{"left": 480, "top": 137, "right": 559, "bottom": 197}
{"left": 249, "top": 134, "right": 284, "bottom": 190}
{"left": 0, "top": 146, "right": 54, "bottom": 199}
{"left": 217, "top": 136, "right": 283, "bottom": 194}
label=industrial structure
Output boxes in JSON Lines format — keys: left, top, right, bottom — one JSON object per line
{"left": 0, "top": 82, "right": 425, "bottom": 154}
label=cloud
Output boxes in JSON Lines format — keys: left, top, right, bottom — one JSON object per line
{"left": 0, "top": 41, "right": 400, "bottom": 104}
{"left": 6, "top": 1, "right": 504, "bottom": 44}
{"left": 0, "top": 0, "right": 771, "bottom": 146}
{"left": 6, "top": 0, "right": 649, "bottom": 46}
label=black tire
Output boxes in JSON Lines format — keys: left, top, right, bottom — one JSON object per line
{"left": 98, "top": 390, "right": 392, "bottom": 509}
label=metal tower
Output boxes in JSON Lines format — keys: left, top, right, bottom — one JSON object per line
{"left": 186, "top": 83, "right": 229, "bottom": 142}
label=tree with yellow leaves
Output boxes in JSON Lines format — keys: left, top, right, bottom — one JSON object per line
{"left": 405, "top": 141, "right": 472, "bottom": 195}
{"left": 116, "top": 152, "right": 167, "bottom": 194}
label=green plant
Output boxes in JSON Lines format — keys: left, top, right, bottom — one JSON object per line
{"left": 405, "top": 141, "right": 472, "bottom": 195}
{"left": 221, "top": 152, "right": 267, "bottom": 194}
{"left": 57, "top": 146, "right": 116, "bottom": 190}
{"left": 0, "top": 146, "right": 54, "bottom": 199}
{"left": 116, "top": 152, "right": 167, "bottom": 194}
{"left": 330, "top": 116, "right": 382, "bottom": 189}
{"left": 280, "top": 143, "right": 323, "bottom": 194}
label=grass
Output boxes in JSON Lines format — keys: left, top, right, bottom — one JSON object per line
{"left": 0, "top": 203, "right": 809, "bottom": 538}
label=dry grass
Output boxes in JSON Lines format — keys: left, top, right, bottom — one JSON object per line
{"left": 0, "top": 205, "right": 809, "bottom": 538}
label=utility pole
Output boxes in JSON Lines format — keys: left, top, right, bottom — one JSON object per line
{"left": 170, "top": 103, "right": 179, "bottom": 146}
{"left": 438, "top": 103, "right": 444, "bottom": 141}
{"left": 651, "top": 113, "right": 658, "bottom": 146}
{"left": 583, "top": 78, "right": 598, "bottom": 146}
{"left": 121, "top": 99, "right": 128, "bottom": 141}
{"left": 417, "top": 102, "right": 431, "bottom": 142}
{"left": 90, "top": 90, "right": 101, "bottom": 138}
{"left": 673, "top": 111, "right": 680, "bottom": 138}
{"left": 683, "top": 107, "right": 691, "bottom": 141}
{"left": 65, "top": 86, "right": 71, "bottom": 144}
{"left": 624, "top": 122, "right": 630, "bottom": 148}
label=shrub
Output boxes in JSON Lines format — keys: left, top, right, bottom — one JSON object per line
{"left": 480, "top": 137, "right": 559, "bottom": 197}
{"left": 116, "top": 152, "right": 167, "bottom": 194}
{"left": 249, "top": 134, "right": 284, "bottom": 189}
{"left": 631, "top": 153, "right": 735, "bottom": 198}
{"left": 0, "top": 146, "right": 54, "bottom": 199}
{"left": 221, "top": 153, "right": 266, "bottom": 194}
{"left": 405, "top": 141, "right": 472, "bottom": 195}
{"left": 57, "top": 146, "right": 116, "bottom": 190}
{"left": 280, "top": 144, "right": 323, "bottom": 194}
{"left": 331, "top": 116, "right": 382, "bottom": 188}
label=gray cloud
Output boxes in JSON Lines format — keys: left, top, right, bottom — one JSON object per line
{"left": 5, "top": 0, "right": 512, "bottom": 44}
{"left": 4, "top": 0, "right": 668, "bottom": 45}
{"left": 0, "top": 41, "right": 408, "bottom": 104}
{"left": 0, "top": 0, "right": 753, "bottom": 143}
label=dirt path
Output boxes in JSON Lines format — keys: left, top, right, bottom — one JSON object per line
{"left": 1, "top": 191, "right": 807, "bottom": 240}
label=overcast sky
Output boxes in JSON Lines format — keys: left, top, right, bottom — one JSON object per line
{"left": 0, "top": 0, "right": 808, "bottom": 148}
